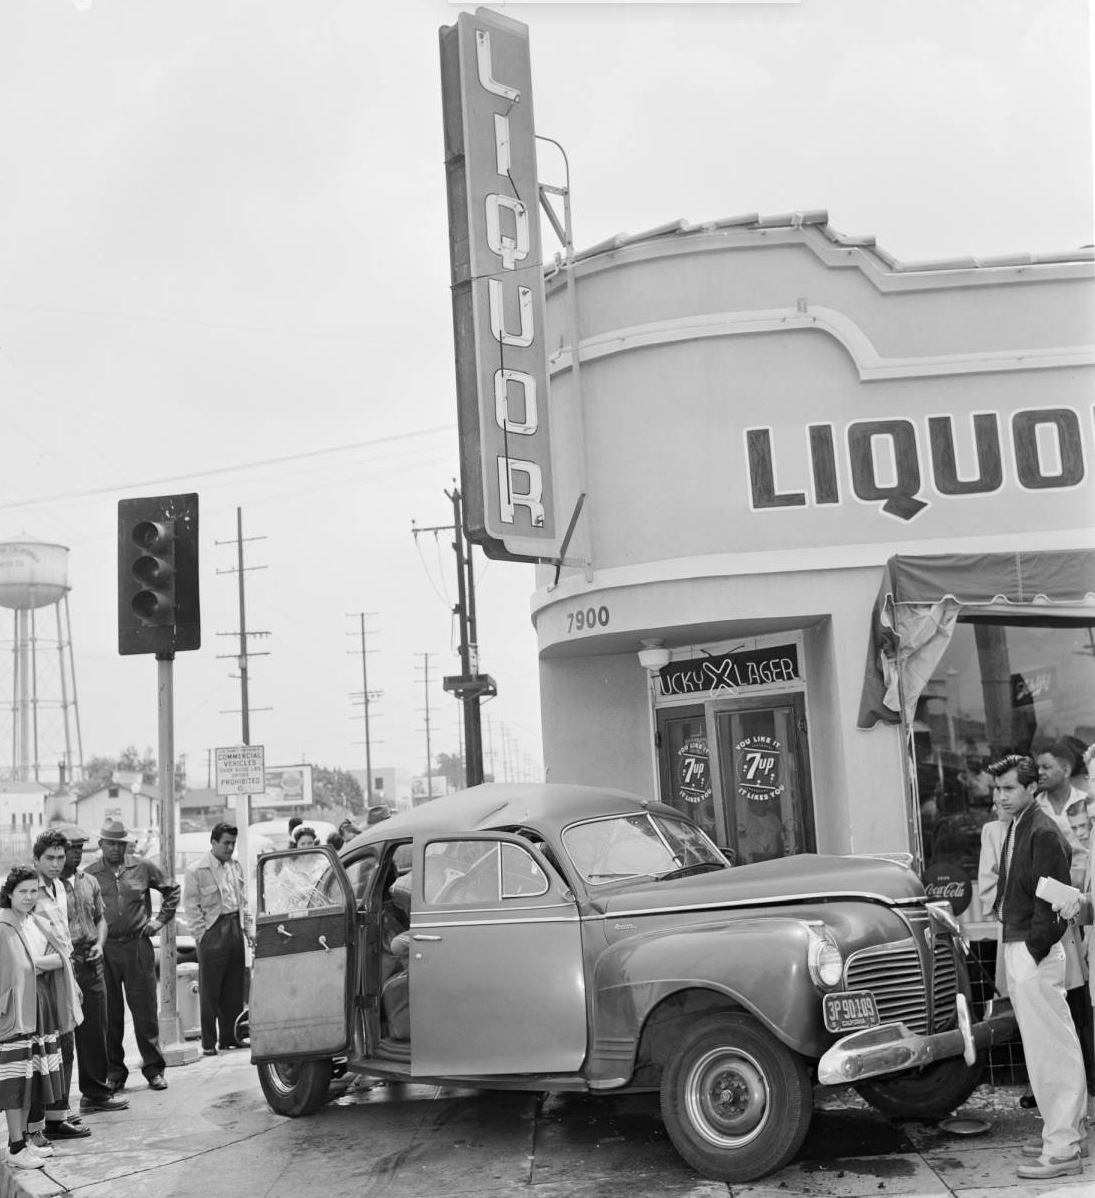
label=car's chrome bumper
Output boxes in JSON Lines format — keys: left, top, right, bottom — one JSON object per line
{"left": 816, "top": 995, "right": 1017, "bottom": 1086}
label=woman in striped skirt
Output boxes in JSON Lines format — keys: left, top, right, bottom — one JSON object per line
{"left": 0, "top": 865, "right": 69, "bottom": 1170}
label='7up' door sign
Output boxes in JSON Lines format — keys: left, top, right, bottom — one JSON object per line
{"left": 736, "top": 735, "right": 784, "bottom": 803}
{"left": 676, "top": 738, "right": 711, "bottom": 803}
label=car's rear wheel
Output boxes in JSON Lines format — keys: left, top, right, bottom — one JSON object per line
{"left": 256, "top": 1058, "right": 332, "bottom": 1117}
{"left": 855, "top": 1054, "right": 983, "bottom": 1118}
{"left": 660, "top": 1012, "right": 812, "bottom": 1183}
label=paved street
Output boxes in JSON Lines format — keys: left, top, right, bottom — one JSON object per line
{"left": 2, "top": 1044, "right": 1091, "bottom": 1198}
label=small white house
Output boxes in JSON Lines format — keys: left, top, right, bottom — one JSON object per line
{"left": 75, "top": 782, "right": 161, "bottom": 837}
{"left": 0, "top": 781, "right": 50, "bottom": 862}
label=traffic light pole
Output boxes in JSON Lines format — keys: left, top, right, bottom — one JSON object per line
{"left": 117, "top": 492, "right": 201, "bottom": 1067}
{"left": 156, "top": 653, "right": 198, "bottom": 1065}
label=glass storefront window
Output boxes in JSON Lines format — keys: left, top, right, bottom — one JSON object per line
{"left": 915, "top": 619, "right": 1095, "bottom": 920}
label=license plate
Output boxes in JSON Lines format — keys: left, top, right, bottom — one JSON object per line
{"left": 823, "top": 990, "right": 880, "bottom": 1033}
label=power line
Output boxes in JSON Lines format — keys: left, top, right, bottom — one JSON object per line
{"left": 0, "top": 424, "right": 455, "bottom": 512}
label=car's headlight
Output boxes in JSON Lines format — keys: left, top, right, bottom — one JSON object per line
{"left": 806, "top": 926, "right": 844, "bottom": 989}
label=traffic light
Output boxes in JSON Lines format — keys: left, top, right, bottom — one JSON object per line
{"left": 118, "top": 493, "right": 200, "bottom": 656}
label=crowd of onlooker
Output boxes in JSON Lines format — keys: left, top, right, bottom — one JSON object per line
{"left": 1, "top": 823, "right": 141, "bottom": 1170}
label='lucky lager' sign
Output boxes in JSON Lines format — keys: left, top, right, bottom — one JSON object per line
{"left": 440, "top": 9, "right": 557, "bottom": 562}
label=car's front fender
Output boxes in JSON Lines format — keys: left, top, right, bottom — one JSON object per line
{"left": 586, "top": 916, "right": 832, "bottom": 1083}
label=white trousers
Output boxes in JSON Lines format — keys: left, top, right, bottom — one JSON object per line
{"left": 1004, "top": 940, "right": 1088, "bottom": 1159}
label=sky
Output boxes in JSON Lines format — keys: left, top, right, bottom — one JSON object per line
{"left": 0, "top": 0, "right": 1091, "bottom": 794}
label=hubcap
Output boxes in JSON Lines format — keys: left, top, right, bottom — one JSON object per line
{"left": 268, "top": 1061, "right": 302, "bottom": 1095}
{"left": 684, "top": 1047, "right": 769, "bottom": 1148}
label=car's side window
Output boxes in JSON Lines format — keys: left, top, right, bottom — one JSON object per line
{"left": 423, "top": 839, "right": 551, "bottom": 906}
{"left": 501, "top": 843, "right": 548, "bottom": 898}
{"left": 258, "top": 850, "right": 334, "bottom": 918}
{"left": 424, "top": 840, "right": 498, "bottom": 905}
{"left": 343, "top": 851, "right": 380, "bottom": 909}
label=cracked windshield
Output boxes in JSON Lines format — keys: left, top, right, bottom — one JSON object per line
{"left": 562, "top": 814, "right": 726, "bottom": 884}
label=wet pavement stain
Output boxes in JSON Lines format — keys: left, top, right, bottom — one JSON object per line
{"left": 798, "top": 1110, "right": 914, "bottom": 1161}
{"left": 800, "top": 1155, "right": 918, "bottom": 1178}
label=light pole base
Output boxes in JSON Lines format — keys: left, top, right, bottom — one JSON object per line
{"left": 159, "top": 1013, "right": 201, "bottom": 1067}
{"left": 162, "top": 1039, "right": 202, "bottom": 1068}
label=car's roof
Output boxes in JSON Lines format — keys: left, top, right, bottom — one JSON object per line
{"left": 343, "top": 782, "right": 675, "bottom": 851}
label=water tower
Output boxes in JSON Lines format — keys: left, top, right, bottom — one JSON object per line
{"left": 0, "top": 539, "right": 83, "bottom": 785}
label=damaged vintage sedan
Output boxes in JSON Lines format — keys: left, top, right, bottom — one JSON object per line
{"left": 248, "top": 784, "right": 1015, "bottom": 1183}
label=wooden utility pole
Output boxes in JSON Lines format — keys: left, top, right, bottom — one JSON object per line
{"left": 415, "top": 652, "right": 435, "bottom": 800}
{"left": 215, "top": 508, "right": 270, "bottom": 873}
{"left": 348, "top": 612, "right": 380, "bottom": 805}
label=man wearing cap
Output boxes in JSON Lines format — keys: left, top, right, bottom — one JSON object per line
{"left": 182, "top": 822, "right": 250, "bottom": 1055}
{"left": 86, "top": 819, "right": 180, "bottom": 1092}
{"left": 57, "top": 825, "right": 130, "bottom": 1118}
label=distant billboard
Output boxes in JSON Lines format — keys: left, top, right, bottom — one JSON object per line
{"left": 410, "top": 775, "right": 449, "bottom": 805}
{"left": 252, "top": 764, "right": 314, "bottom": 810}
{"left": 439, "top": 8, "right": 558, "bottom": 562}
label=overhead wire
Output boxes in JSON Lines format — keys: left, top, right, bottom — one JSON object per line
{"left": 0, "top": 424, "right": 456, "bottom": 512}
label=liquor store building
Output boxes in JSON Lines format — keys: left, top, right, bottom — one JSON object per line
{"left": 532, "top": 210, "right": 1095, "bottom": 937}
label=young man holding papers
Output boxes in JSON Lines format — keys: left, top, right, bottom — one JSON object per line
{"left": 988, "top": 754, "right": 1088, "bottom": 1180}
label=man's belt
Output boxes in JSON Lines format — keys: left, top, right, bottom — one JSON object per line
{"left": 106, "top": 931, "right": 147, "bottom": 944}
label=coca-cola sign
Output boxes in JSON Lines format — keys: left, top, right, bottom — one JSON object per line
{"left": 922, "top": 861, "right": 972, "bottom": 916}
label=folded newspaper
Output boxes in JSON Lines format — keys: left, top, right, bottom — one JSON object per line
{"left": 1035, "top": 875, "right": 1081, "bottom": 907}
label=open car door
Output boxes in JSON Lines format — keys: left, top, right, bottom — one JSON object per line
{"left": 250, "top": 846, "right": 355, "bottom": 1061}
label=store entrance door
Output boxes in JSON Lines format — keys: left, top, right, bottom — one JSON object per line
{"left": 711, "top": 695, "right": 816, "bottom": 865}
{"left": 655, "top": 705, "right": 719, "bottom": 847}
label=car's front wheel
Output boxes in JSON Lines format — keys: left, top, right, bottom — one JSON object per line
{"left": 256, "top": 1058, "right": 332, "bottom": 1117}
{"left": 660, "top": 1012, "right": 812, "bottom": 1183}
{"left": 855, "top": 1054, "right": 983, "bottom": 1119}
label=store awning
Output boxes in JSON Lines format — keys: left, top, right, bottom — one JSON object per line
{"left": 857, "top": 550, "right": 1095, "bottom": 728}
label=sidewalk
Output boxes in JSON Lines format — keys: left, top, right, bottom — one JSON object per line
{"left": 0, "top": 1051, "right": 1090, "bottom": 1198}
{"left": 0, "top": 1046, "right": 274, "bottom": 1198}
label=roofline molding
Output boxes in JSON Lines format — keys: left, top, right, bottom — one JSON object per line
{"left": 547, "top": 304, "right": 1095, "bottom": 382}
{"left": 546, "top": 216, "right": 1095, "bottom": 297}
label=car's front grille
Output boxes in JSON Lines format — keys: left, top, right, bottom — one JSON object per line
{"left": 931, "top": 936, "right": 959, "bottom": 1030}
{"left": 843, "top": 913, "right": 960, "bottom": 1035}
{"left": 845, "top": 940, "right": 929, "bottom": 1033}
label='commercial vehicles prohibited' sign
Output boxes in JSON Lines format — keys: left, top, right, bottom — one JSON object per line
{"left": 215, "top": 744, "right": 266, "bottom": 797}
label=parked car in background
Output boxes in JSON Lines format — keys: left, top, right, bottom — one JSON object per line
{"left": 248, "top": 784, "right": 1017, "bottom": 1184}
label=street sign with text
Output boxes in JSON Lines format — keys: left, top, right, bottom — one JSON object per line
{"left": 215, "top": 744, "right": 266, "bottom": 797}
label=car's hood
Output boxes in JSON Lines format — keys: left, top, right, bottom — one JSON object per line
{"left": 593, "top": 853, "right": 924, "bottom": 915}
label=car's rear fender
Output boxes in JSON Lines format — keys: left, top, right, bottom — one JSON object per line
{"left": 586, "top": 916, "right": 833, "bottom": 1086}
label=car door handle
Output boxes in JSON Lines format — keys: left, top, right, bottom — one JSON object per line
{"left": 412, "top": 934, "right": 442, "bottom": 942}
{"left": 318, "top": 935, "right": 330, "bottom": 952}
{"left": 276, "top": 925, "right": 292, "bottom": 938}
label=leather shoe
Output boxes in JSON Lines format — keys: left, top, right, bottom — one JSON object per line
{"left": 44, "top": 1119, "right": 91, "bottom": 1139}
{"left": 80, "top": 1095, "right": 130, "bottom": 1113}
{"left": 202, "top": 1047, "right": 217, "bottom": 1056}
{"left": 1016, "top": 1154, "right": 1083, "bottom": 1180}
{"left": 147, "top": 1074, "right": 168, "bottom": 1091}
{"left": 1018, "top": 1092, "right": 1037, "bottom": 1109}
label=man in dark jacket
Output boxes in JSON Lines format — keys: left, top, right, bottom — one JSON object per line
{"left": 989, "top": 754, "right": 1087, "bottom": 1180}
{"left": 86, "top": 819, "right": 180, "bottom": 1093}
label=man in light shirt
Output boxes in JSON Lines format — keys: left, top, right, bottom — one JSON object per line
{"left": 183, "top": 822, "right": 250, "bottom": 1056}
{"left": 32, "top": 830, "right": 90, "bottom": 1143}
